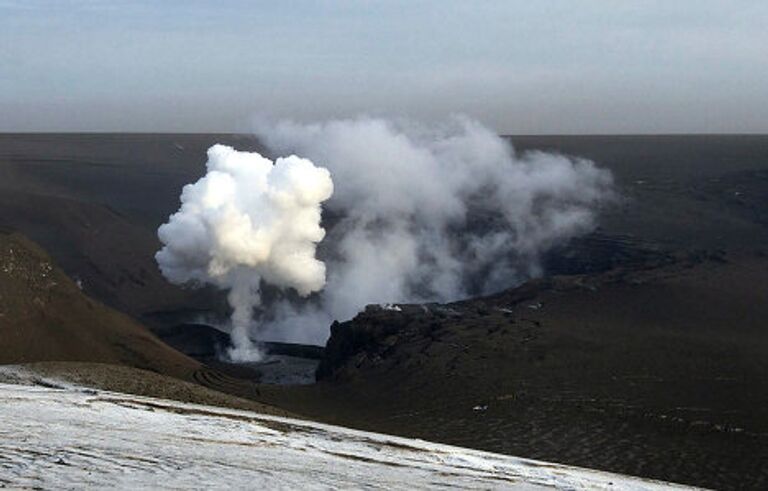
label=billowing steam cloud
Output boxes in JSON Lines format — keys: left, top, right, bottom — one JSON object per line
{"left": 251, "top": 116, "right": 614, "bottom": 345}
{"left": 155, "top": 144, "right": 333, "bottom": 361}
{"left": 157, "top": 116, "right": 614, "bottom": 354}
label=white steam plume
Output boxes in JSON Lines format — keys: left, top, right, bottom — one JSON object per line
{"left": 252, "top": 116, "right": 614, "bottom": 345}
{"left": 155, "top": 144, "right": 333, "bottom": 361}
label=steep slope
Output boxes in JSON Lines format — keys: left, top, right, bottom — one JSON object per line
{"left": 0, "top": 232, "right": 199, "bottom": 379}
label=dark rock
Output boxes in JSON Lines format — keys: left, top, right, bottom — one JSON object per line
{"left": 262, "top": 341, "right": 324, "bottom": 360}
{"left": 155, "top": 323, "right": 325, "bottom": 361}
{"left": 154, "top": 323, "right": 230, "bottom": 358}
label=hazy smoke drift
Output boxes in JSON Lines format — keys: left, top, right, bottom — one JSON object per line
{"left": 156, "top": 145, "right": 333, "bottom": 361}
{"left": 254, "top": 117, "right": 615, "bottom": 345}
{"left": 157, "top": 117, "right": 614, "bottom": 352}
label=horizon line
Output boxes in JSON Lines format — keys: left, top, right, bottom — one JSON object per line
{"left": 1, "top": 131, "right": 767, "bottom": 138}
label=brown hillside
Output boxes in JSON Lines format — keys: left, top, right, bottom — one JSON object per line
{"left": 0, "top": 231, "right": 199, "bottom": 379}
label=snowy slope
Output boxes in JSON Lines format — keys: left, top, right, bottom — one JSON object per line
{"left": 0, "top": 379, "right": 695, "bottom": 490}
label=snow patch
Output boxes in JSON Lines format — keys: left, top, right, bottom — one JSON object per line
{"left": 0, "top": 381, "right": 691, "bottom": 489}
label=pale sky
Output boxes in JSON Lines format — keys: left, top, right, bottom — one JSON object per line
{"left": 1, "top": 0, "right": 767, "bottom": 134}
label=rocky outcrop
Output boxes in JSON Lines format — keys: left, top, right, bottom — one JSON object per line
{"left": 316, "top": 306, "right": 416, "bottom": 380}
{"left": 316, "top": 298, "right": 526, "bottom": 381}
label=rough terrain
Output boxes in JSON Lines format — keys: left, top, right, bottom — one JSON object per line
{"left": 0, "top": 372, "right": 691, "bottom": 490}
{"left": 2, "top": 134, "right": 768, "bottom": 489}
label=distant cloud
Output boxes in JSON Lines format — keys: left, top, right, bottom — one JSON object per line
{"left": 1, "top": 1, "right": 767, "bottom": 133}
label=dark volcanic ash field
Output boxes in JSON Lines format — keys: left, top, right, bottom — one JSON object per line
{"left": 1, "top": 133, "right": 768, "bottom": 489}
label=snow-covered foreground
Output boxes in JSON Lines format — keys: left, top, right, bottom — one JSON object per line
{"left": 0, "top": 379, "right": 693, "bottom": 490}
